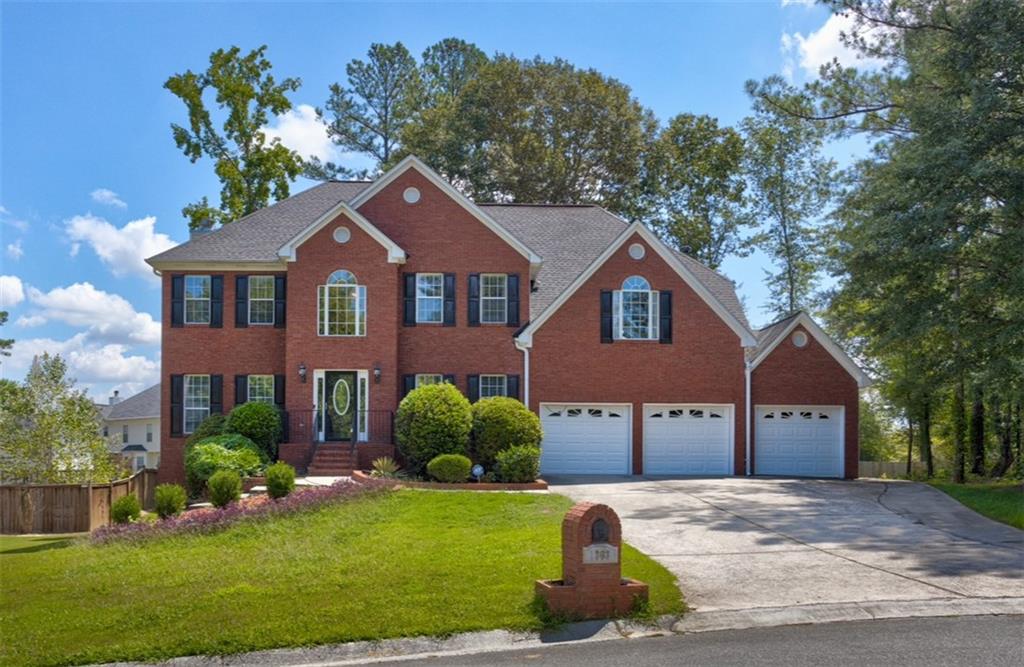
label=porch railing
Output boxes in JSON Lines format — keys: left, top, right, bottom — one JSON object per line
{"left": 286, "top": 409, "right": 394, "bottom": 445}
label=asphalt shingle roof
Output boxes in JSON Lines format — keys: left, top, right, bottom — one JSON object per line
{"left": 747, "top": 312, "right": 802, "bottom": 360}
{"left": 105, "top": 384, "right": 161, "bottom": 420}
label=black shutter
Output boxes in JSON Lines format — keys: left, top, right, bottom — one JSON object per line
{"left": 443, "top": 273, "right": 456, "bottom": 326}
{"left": 274, "top": 275, "right": 287, "bottom": 328}
{"left": 467, "top": 374, "right": 480, "bottom": 402}
{"left": 403, "top": 274, "right": 417, "bottom": 326}
{"left": 443, "top": 374, "right": 455, "bottom": 386}
{"left": 507, "top": 274, "right": 520, "bottom": 327}
{"left": 170, "top": 374, "right": 183, "bottom": 436}
{"left": 235, "top": 276, "right": 249, "bottom": 328}
{"left": 468, "top": 274, "right": 480, "bottom": 327}
{"left": 171, "top": 275, "right": 184, "bottom": 327}
{"left": 659, "top": 291, "right": 673, "bottom": 344}
{"left": 210, "top": 375, "right": 223, "bottom": 414}
{"left": 234, "top": 375, "right": 248, "bottom": 405}
{"left": 600, "top": 290, "right": 614, "bottom": 343}
{"left": 507, "top": 375, "right": 520, "bottom": 400}
{"left": 274, "top": 374, "right": 286, "bottom": 407}
{"left": 402, "top": 374, "right": 416, "bottom": 398}
{"left": 210, "top": 276, "right": 224, "bottom": 328}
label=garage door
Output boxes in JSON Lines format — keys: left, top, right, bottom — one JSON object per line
{"left": 644, "top": 405, "right": 732, "bottom": 475}
{"left": 540, "top": 404, "right": 630, "bottom": 475}
{"left": 756, "top": 406, "right": 842, "bottom": 478}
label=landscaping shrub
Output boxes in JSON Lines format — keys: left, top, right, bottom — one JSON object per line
{"left": 370, "top": 456, "right": 403, "bottom": 479}
{"left": 154, "top": 484, "right": 187, "bottom": 519}
{"left": 495, "top": 445, "right": 541, "bottom": 483}
{"left": 471, "top": 397, "right": 542, "bottom": 469}
{"left": 185, "top": 413, "right": 226, "bottom": 448}
{"left": 225, "top": 402, "right": 282, "bottom": 460}
{"left": 395, "top": 383, "right": 472, "bottom": 472}
{"left": 194, "top": 433, "right": 265, "bottom": 461}
{"left": 426, "top": 454, "right": 472, "bottom": 483}
{"left": 185, "top": 442, "right": 263, "bottom": 496}
{"left": 265, "top": 462, "right": 296, "bottom": 500}
{"left": 207, "top": 470, "right": 242, "bottom": 508}
{"left": 110, "top": 494, "right": 141, "bottom": 524}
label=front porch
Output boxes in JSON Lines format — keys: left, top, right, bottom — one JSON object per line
{"left": 279, "top": 409, "right": 395, "bottom": 475}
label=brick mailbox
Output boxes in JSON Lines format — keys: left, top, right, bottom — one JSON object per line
{"left": 535, "top": 502, "right": 649, "bottom": 619}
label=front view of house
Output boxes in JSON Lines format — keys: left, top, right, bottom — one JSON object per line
{"left": 147, "top": 156, "right": 870, "bottom": 484}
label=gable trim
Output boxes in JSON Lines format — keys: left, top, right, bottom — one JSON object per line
{"left": 349, "top": 155, "right": 543, "bottom": 268}
{"left": 515, "top": 222, "right": 757, "bottom": 347}
{"left": 750, "top": 312, "right": 872, "bottom": 388}
{"left": 277, "top": 201, "right": 407, "bottom": 263}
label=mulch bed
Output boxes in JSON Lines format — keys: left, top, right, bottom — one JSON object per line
{"left": 351, "top": 470, "right": 548, "bottom": 491}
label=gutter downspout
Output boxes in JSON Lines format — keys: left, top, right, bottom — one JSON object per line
{"left": 515, "top": 339, "right": 530, "bottom": 408}
{"left": 745, "top": 360, "right": 752, "bottom": 476}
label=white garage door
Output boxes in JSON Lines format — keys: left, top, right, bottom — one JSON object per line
{"left": 644, "top": 405, "right": 732, "bottom": 475}
{"left": 756, "top": 406, "right": 843, "bottom": 478}
{"left": 540, "top": 404, "right": 630, "bottom": 475}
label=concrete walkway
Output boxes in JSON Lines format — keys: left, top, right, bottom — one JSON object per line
{"left": 547, "top": 477, "right": 1024, "bottom": 613}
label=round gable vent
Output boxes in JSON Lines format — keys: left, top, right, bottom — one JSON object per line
{"left": 333, "top": 227, "right": 351, "bottom": 244}
{"left": 628, "top": 243, "right": 646, "bottom": 260}
{"left": 792, "top": 330, "right": 808, "bottom": 348}
{"left": 403, "top": 187, "right": 421, "bottom": 204}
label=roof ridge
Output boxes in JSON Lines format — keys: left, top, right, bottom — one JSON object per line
{"left": 757, "top": 311, "right": 803, "bottom": 331}
{"left": 477, "top": 202, "right": 601, "bottom": 208}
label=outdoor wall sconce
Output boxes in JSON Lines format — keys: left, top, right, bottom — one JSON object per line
{"left": 298, "top": 362, "right": 307, "bottom": 383}
{"left": 373, "top": 365, "right": 382, "bottom": 384}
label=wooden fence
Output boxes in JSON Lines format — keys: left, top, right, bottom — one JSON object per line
{"left": 859, "top": 460, "right": 924, "bottom": 478}
{"left": 0, "top": 468, "right": 157, "bottom": 534}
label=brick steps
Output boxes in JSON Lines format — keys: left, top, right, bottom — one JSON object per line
{"left": 308, "top": 444, "right": 354, "bottom": 476}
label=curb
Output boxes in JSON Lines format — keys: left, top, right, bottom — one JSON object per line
{"left": 105, "top": 596, "right": 1024, "bottom": 666}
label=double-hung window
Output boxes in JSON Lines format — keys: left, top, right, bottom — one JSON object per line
{"left": 183, "top": 375, "right": 210, "bottom": 434}
{"left": 318, "top": 270, "right": 366, "bottom": 336}
{"left": 248, "top": 375, "right": 275, "bottom": 404}
{"left": 248, "top": 275, "right": 275, "bottom": 325}
{"left": 480, "top": 374, "right": 508, "bottom": 398}
{"left": 416, "top": 273, "right": 444, "bottom": 323}
{"left": 480, "top": 274, "right": 507, "bottom": 324}
{"left": 415, "top": 374, "right": 444, "bottom": 388}
{"left": 146, "top": 423, "right": 153, "bottom": 443}
{"left": 122, "top": 425, "right": 129, "bottom": 443}
{"left": 184, "top": 275, "right": 211, "bottom": 324}
{"left": 613, "top": 276, "right": 659, "bottom": 340}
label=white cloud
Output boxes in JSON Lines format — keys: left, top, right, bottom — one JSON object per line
{"left": 782, "top": 11, "right": 886, "bottom": 78}
{"left": 90, "top": 188, "right": 127, "bottom": 209}
{"left": 65, "top": 214, "right": 177, "bottom": 284}
{"left": 6, "top": 240, "right": 23, "bottom": 260}
{"left": 262, "top": 104, "right": 337, "bottom": 162}
{"left": 22, "top": 282, "right": 161, "bottom": 345}
{"left": 0, "top": 275, "right": 25, "bottom": 308}
{"left": 781, "top": 0, "right": 815, "bottom": 7}
{"left": 0, "top": 205, "right": 29, "bottom": 232}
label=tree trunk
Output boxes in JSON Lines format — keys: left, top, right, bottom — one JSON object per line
{"left": 906, "top": 416, "right": 914, "bottom": 477}
{"left": 920, "top": 398, "right": 934, "bottom": 478}
{"left": 969, "top": 386, "right": 985, "bottom": 475}
{"left": 991, "top": 398, "right": 1013, "bottom": 478}
{"left": 952, "top": 377, "right": 967, "bottom": 483}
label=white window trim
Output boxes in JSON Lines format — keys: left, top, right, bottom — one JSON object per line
{"left": 415, "top": 273, "right": 444, "bottom": 324}
{"left": 479, "top": 374, "right": 508, "bottom": 398}
{"left": 318, "top": 283, "right": 367, "bottom": 337}
{"left": 415, "top": 373, "right": 444, "bottom": 388}
{"left": 247, "top": 375, "right": 275, "bottom": 404}
{"left": 183, "top": 374, "right": 211, "bottom": 435}
{"left": 184, "top": 275, "right": 211, "bottom": 325}
{"left": 146, "top": 423, "right": 153, "bottom": 443}
{"left": 248, "top": 275, "right": 275, "bottom": 326}
{"left": 480, "top": 273, "right": 508, "bottom": 324}
{"left": 613, "top": 279, "right": 659, "bottom": 341}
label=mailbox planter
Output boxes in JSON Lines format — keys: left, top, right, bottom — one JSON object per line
{"left": 536, "top": 502, "right": 649, "bottom": 619}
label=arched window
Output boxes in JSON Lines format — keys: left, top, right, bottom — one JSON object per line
{"left": 613, "top": 275, "right": 658, "bottom": 340}
{"left": 318, "top": 269, "right": 366, "bottom": 336}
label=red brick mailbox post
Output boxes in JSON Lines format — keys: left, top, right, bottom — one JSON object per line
{"left": 535, "top": 502, "right": 649, "bottom": 619}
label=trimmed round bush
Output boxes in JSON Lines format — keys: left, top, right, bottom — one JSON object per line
{"left": 495, "top": 445, "right": 541, "bottom": 483}
{"left": 265, "top": 462, "right": 296, "bottom": 500}
{"left": 111, "top": 494, "right": 141, "bottom": 524}
{"left": 207, "top": 469, "right": 242, "bottom": 508}
{"left": 395, "top": 383, "right": 472, "bottom": 472}
{"left": 185, "top": 413, "right": 226, "bottom": 448}
{"left": 427, "top": 454, "right": 472, "bottom": 483}
{"left": 195, "top": 433, "right": 265, "bottom": 461}
{"left": 184, "top": 442, "right": 263, "bottom": 496}
{"left": 225, "top": 402, "right": 282, "bottom": 460}
{"left": 471, "top": 397, "right": 542, "bottom": 469}
{"left": 154, "top": 484, "right": 187, "bottom": 519}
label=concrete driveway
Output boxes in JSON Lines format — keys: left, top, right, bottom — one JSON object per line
{"left": 548, "top": 477, "right": 1024, "bottom": 613}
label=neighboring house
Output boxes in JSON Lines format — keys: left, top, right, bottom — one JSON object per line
{"left": 146, "top": 156, "right": 870, "bottom": 484}
{"left": 100, "top": 385, "right": 161, "bottom": 471}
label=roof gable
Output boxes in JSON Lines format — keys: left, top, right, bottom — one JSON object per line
{"left": 105, "top": 384, "right": 161, "bottom": 420}
{"left": 277, "top": 201, "right": 406, "bottom": 264}
{"left": 750, "top": 312, "right": 872, "bottom": 388}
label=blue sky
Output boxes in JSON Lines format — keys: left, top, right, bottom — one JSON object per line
{"left": 0, "top": 1, "right": 871, "bottom": 399}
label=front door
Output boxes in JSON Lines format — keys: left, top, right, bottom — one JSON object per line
{"left": 318, "top": 371, "right": 357, "bottom": 442}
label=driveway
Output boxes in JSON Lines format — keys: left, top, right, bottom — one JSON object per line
{"left": 548, "top": 477, "right": 1024, "bottom": 612}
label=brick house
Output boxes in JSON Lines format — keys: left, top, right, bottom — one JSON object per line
{"left": 147, "top": 156, "right": 870, "bottom": 483}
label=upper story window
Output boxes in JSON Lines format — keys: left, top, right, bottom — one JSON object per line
{"left": 318, "top": 270, "right": 366, "bottom": 336}
{"left": 146, "top": 423, "right": 153, "bottom": 443}
{"left": 416, "top": 273, "right": 444, "bottom": 323}
{"left": 614, "top": 276, "right": 659, "bottom": 340}
{"left": 480, "top": 274, "right": 507, "bottom": 324}
{"left": 184, "top": 275, "right": 211, "bottom": 324}
{"left": 122, "top": 425, "right": 128, "bottom": 443}
{"left": 183, "top": 374, "right": 210, "bottom": 434}
{"left": 248, "top": 375, "right": 275, "bottom": 404}
{"left": 248, "top": 275, "right": 275, "bottom": 325}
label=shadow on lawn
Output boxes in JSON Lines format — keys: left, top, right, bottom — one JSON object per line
{"left": 0, "top": 536, "right": 77, "bottom": 555}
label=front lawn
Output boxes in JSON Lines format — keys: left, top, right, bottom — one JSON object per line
{"left": 929, "top": 481, "right": 1024, "bottom": 529}
{"left": 0, "top": 490, "right": 682, "bottom": 666}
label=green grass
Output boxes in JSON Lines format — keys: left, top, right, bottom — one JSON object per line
{"left": 929, "top": 481, "right": 1024, "bottom": 529}
{"left": 0, "top": 490, "right": 682, "bottom": 666}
